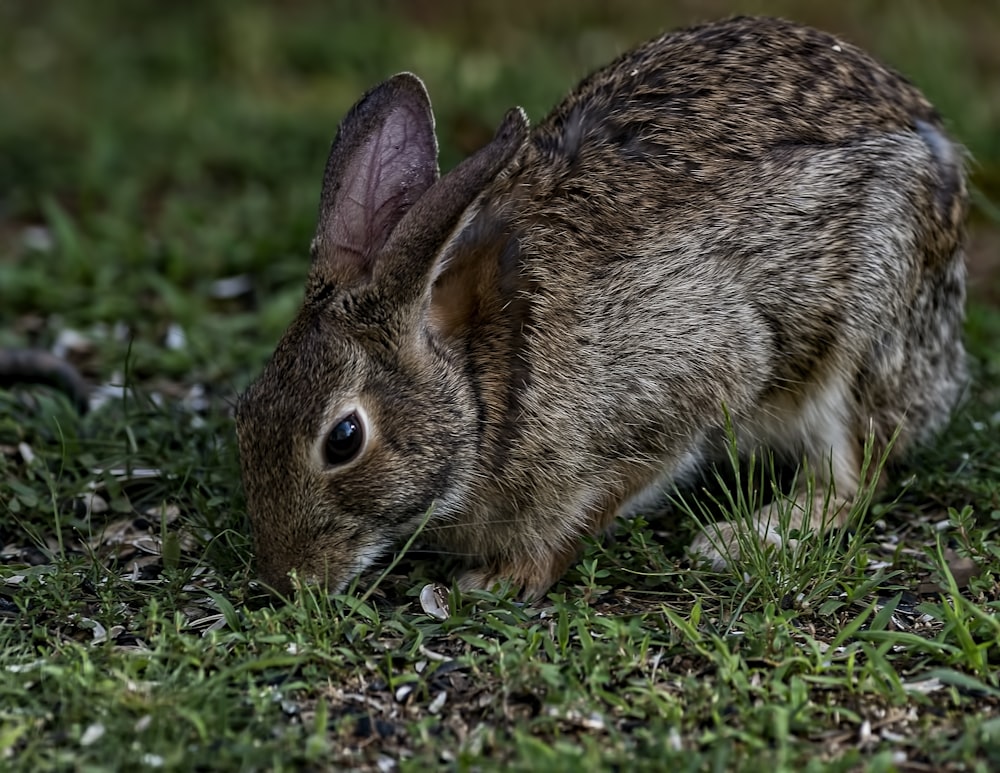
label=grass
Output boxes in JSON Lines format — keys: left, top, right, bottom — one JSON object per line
{"left": 1, "top": 1, "right": 999, "bottom": 770}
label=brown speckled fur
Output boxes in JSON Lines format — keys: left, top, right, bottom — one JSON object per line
{"left": 236, "top": 16, "right": 967, "bottom": 598}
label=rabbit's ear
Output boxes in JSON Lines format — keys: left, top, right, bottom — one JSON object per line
{"left": 377, "top": 106, "right": 528, "bottom": 302}
{"left": 311, "top": 73, "right": 440, "bottom": 285}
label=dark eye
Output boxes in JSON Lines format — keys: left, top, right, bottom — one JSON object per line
{"left": 324, "top": 412, "right": 364, "bottom": 466}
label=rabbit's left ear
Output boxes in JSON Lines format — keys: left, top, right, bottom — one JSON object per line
{"left": 311, "top": 73, "right": 440, "bottom": 287}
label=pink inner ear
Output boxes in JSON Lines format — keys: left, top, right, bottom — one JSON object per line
{"left": 327, "top": 101, "right": 438, "bottom": 274}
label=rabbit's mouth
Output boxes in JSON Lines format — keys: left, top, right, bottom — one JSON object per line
{"left": 258, "top": 535, "right": 393, "bottom": 599}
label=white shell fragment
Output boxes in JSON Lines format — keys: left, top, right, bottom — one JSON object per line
{"left": 428, "top": 691, "right": 447, "bottom": 714}
{"left": 394, "top": 684, "right": 414, "bottom": 703}
{"left": 80, "top": 722, "right": 105, "bottom": 746}
{"left": 79, "top": 492, "right": 109, "bottom": 515}
{"left": 17, "top": 443, "right": 35, "bottom": 465}
{"left": 165, "top": 323, "right": 186, "bottom": 351}
{"left": 210, "top": 274, "right": 253, "bottom": 299}
{"left": 419, "top": 583, "right": 451, "bottom": 620}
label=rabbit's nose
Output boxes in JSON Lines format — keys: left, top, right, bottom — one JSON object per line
{"left": 256, "top": 553, "right": 342, "bottom": 601}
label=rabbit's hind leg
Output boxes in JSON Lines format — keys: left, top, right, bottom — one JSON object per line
{"left": 690, "top": 372, "right": 864, "bottom": 570}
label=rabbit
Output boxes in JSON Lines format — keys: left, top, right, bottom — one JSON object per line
{"left": 0, "top": 348, "right": 89, "bottom": 414}
{"left": 235, "top": 15, "right": 968, "bottom": 600}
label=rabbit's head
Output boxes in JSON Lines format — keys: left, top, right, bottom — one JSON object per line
{"left": 235, "top": 74, "right": 527, "bottom": 595}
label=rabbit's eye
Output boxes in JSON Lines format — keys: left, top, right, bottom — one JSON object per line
{"left": 324, "top": 412, "right": 364, "bottom": 466}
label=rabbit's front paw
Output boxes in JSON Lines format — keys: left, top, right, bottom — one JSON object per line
{"left": 458, "top": 542, "right": 581, "bottom": 601}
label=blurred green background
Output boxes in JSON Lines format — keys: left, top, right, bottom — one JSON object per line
{"left": 1, "top": 0, "right": 998, "bottom": 391}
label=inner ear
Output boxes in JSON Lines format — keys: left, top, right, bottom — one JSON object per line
{"left": 312, "top": 73, "right": 439, "bottom": 286}
{"left": 429, "top": 211, "right": 517, "bottom": 339}
{"left": 429, "top": 247, "right": 484, "bottom": 338}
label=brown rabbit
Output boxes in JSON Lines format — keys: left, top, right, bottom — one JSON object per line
{"left": 236, "top": 16, "right": 967, "bottom": 599}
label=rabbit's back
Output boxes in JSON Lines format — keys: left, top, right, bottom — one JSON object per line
{"left": 468, "top": 16, "right": 966, "bottom": 496}
{"left": 534, "top": 16, "right": 943, "bottom": 170}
